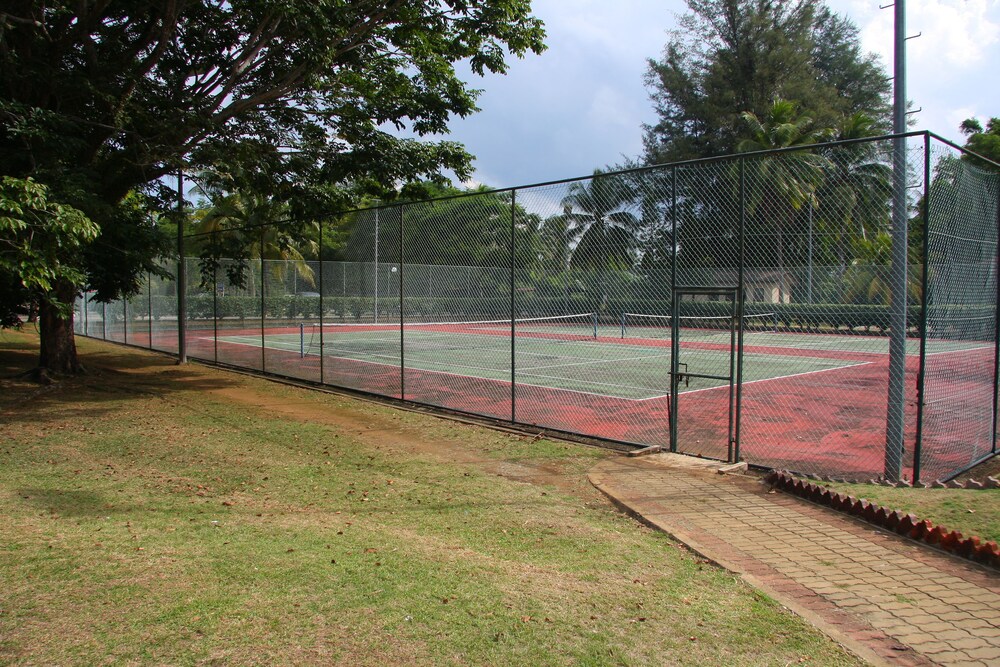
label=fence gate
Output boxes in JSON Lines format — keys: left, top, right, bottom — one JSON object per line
{"left": 670, "top": 288, "right": 739, "bottom": 462}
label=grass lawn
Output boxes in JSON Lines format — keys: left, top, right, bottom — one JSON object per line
{"left": 821, "top": 481, "right": 1000, "bottom": 545}
{"left": 0, "top": 329, "right": 861, "bottom": 666}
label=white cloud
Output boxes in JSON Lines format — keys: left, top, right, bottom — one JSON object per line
{"left": 832, "top": 0, "right": 1000, "bottom": 65}
{"left": 948, "top": 105, "right": 980, "bottom": 129}
{"left": 911, "top": 1, "right": 999, "bottom": 67}
{"left": 448, "top": 1, "right": 1000, "bottom": 189}
{"left": 826, "top": 1, "right": 1000, "bottom": 139}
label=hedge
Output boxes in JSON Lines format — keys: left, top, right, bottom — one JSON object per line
{"left": 129, "top": 293, "right": 996, "bottom": 339}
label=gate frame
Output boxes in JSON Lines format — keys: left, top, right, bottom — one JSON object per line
{"left": 670, "top": 286, "right": 741, "bottom": 462}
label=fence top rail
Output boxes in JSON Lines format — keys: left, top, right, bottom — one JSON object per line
{"left": 926, "top": 131, "right": 1000, "bottom": 171}
{"left": 183, "top": 130, "right": 956, "bottom": 240}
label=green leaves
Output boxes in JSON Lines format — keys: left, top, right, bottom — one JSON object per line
{"left": 644, "top": 0, "right": 890, "bottom": 164}
{"left": 0, "top": 177, "right": 97, "bottom": 299}
{"left": 960, "top": 117, "right": 1000, "bottom": 169}
{"left": 0, "top": 0, "right": 547, "bottom": 280}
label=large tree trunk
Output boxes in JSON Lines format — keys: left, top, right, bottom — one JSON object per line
{"left": 38, "top": 281, "right": 83, "bottom": 374}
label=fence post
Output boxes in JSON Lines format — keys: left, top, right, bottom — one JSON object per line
{"left": 734, "top": 157, "right": 747, "bottom": 463}
{"left": 212, "top": 243, "right": 219, "bottom": 363}
{"left": 319, "top": 219, "right": 325, "bottom": 384}
{"left": 993, "top": 173, "right": 1000, "bottom": 454}
{"left": 260, "top": 225, "right": 266, "bottom": 372}
{"left": 147, "top": 272, "right": 152, "bottom": 349}
{"left": 913, "top": 132, "right": 931, "bottom": 485}
{"left": 399, "top": 206, "right": 406, "bottom": 401}
{"left": 669, "top": 167, "right": 679, "bottom": 452}
{"left": 510, "top": 190, "right": 517, "bottom": 423}
{"left": 176, "top": 170, "right": 187, "bottom": 364}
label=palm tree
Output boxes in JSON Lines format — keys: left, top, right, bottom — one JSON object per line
{"left": 738, "top": 99, "right": 834, "bottom": 301}
{"left": 193, "top": 189, "right": 319, "bottom": 295}
{"left": 843, "top": 232, "right": 922, "bottom": 307}
{"left": 559, "top": 170, "right": 641, "bottom": 310}
{"left": 815, "top": 113, "right": 892, "bottom": 273}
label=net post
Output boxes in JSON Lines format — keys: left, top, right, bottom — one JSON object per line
{"left": 300, "top": 323, "right": 305, "bottom": 358}
{"left": 592, "top": 312, "right": 598, "bottom": 339}
{"left": 621, "top": 312, "right": 626, "bottom": 339}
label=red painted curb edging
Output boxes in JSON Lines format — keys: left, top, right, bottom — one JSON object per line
{"left": 765, "top": 470, "right": 1000, "bottom": 569}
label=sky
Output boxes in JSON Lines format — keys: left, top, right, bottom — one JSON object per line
{"left": 435, "top": 0, "right": 1000, "bottom": 190}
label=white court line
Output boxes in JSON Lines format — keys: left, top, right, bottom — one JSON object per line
{"left": 306, "top": 331, "right": 646, "bottom": 363}
{"left": 212, "top": 335, "right": 882, "bottom": 404}
{"left": 521, "top": 351, "right": 671, "bottom": 372}
{"left": 320, "top": 351, "right": 666, "bottom": 401}
{"left": 647, "top": 359, "right": 877, "bottom": 401}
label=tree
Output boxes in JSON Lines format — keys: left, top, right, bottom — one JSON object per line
{"left": 559, "top": 171, "right": 642, "bottom": 309}
{"left": 0, "top": 177, "right": 98, "bottom": 372}
{"left": 738, "top": 99, "right": 833, "bottom": 300}
{"left": 842, "top": 232, "right": 922, "bottom": 307}
{"left": 190, "top": 177, "right": 319, "bottom": 294}
{"left": 960, "top": 117, "right": 1000, "bottom": 169}
{"left": 643, "top": 0, "right": 889, "bottom": 164}
{"left": 813, "top": 113, "right": 892, "bottom": 272}
{"left": 0, "top": 1, "right": 546, "bottom": 372}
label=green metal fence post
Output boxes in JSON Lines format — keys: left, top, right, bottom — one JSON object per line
{"left": 914, "top": 132, "right": 931, "bottom": 485}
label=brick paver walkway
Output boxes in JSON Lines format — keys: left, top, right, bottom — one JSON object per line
{"left": 589, "top": 454, "right": 1000, "bottom": 666}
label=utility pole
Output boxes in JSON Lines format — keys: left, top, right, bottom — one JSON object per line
{"left": 885, "top": 0, "right": 908, "bottom": 480}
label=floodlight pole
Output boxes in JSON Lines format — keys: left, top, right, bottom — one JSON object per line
{"left": 884, "top": 0, "right": 908, "bottom": 481}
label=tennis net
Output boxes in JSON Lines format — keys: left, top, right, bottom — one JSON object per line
{"left": 620, "top": 312, "right": 777, "bottom": 340}
{"left": 301, "top": 312, "right": 598, "bottom": 357}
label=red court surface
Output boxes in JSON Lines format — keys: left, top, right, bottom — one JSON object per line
{"left": 152, "top": 323, "right": 996, "bottom": 483}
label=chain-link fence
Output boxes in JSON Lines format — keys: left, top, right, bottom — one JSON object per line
{"left": 75, "top": 132, "right": 999, "bottom": 483}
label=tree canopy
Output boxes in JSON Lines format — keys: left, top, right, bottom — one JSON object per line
{"left": 960, "top": 117, "right": 1000, "bottom": 169}
{"left": 642, "top": 0, "right": 890, "bottom": 164}
{"left": 0, "top": 177, "right": 98, "bottom": 326}
{"left": 0, "top": 0, "right": 546, "bottom": 370}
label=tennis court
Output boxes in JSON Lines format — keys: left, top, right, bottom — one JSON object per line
{"left": 213, "top": 316, "right": 980, "bottom": 399}
{"left": 200, "top": 314, "right": 991, "bottom": 478}
{"left": 76, "top": 132, "right": 1000, "bottom": 483}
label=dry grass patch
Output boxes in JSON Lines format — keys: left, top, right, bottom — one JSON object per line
{"left": 0, "top": 330, "right": 861, "bottom": 665}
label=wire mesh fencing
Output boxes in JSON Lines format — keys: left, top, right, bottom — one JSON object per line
{"left": 75, "top": 132, "right": 1000, "bottom": 483}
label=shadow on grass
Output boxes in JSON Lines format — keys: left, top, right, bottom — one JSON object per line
{"left": 16, "top": 488, "right": 111, "bottom": 516}
{"left": 1, "top": 331, "right": 238, "bottom": 425}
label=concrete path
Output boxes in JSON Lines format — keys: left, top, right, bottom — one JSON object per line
{"left": 589, "top": 454, "right": 1000, "bottom": 666}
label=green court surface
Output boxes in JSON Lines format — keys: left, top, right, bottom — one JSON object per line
{"left": 212, "top": 323, "right": 988, "bottom": 401}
